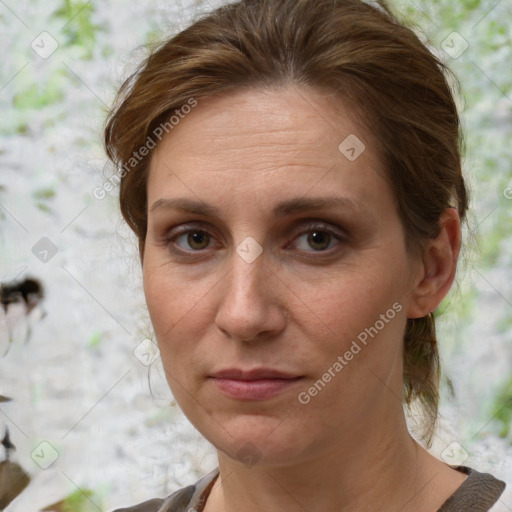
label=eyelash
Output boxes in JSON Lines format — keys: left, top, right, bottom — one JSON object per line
{"left": 164, "top": 222, "right": 347, "bottom": 257}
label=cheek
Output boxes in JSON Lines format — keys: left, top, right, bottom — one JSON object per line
{"left": 294, "top": 261, "right": 407, "bottom": 387}
{"left": 142, "top": 261, "right": 192, "bottom": 369}
{"left": 142, "top": 266, "right": 198, "bottom": 406}
{"left": 143, "top": 256, "right": 208, "bottom": 336}
{"left": 143, "top": 267, "right": 175, "bottom": 338}
{"left": 142, "top": 257, "right": 218, "bottom": 382}
{"left": 292, "top": 259, "right": 404, "bottom": 339}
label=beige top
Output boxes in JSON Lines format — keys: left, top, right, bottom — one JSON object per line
{"left": 112, "top": 465, "right": 506, "bottom": 512}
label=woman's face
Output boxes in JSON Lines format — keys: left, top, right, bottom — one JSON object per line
{"left": 143, "top": 86, "right": 424, "bottom": 467}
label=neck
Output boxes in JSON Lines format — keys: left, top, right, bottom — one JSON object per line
{"left": 205, "top": 404, "right": 451, "bottom": 512}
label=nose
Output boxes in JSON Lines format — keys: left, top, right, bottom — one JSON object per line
{"left": 214, "top": 246, "right": 288, "bottom": 343}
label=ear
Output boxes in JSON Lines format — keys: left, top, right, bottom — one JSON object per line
{"left": 406, "top": 207, "right": 462, "bottom": 319}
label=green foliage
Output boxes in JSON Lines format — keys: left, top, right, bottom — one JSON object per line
{"left": 15, "top": 124, "right": 30, "bottom": 135}
{"left": 33, "top": 187, "right": 56, "bottom": 213}
{"left": 87, "top": 330, "right": 102, "bottom": 349}
{"left": 33, "top": 187, "right": 56, "bottom": 200}
{"left": 461, "top": 0, "right": 482, "bottom": 10}
{"left": 52, "top": 0, "right": 100, "bottom": 59}
{"left": 42, "top": 488, "right": 104, "bottom": 512}
{"left": 145, "top": 28, "right": 163, "bottom": 46}
{"left": 13, "top": 81, "right": 65, "bottom": 111}
{"left": 35, "top": 202, "right": 52, "bottom": 213}
{"left": 491, "top": 376, "right": 512, "bottom": 438}
{"left": 60, "top": 489, "right": 93, "bottom": 511}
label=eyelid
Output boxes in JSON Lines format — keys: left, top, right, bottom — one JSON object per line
{"left": 292, "top": 221, "right": 347, "bottom": 239}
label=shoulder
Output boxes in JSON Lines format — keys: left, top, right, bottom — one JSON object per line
{"left": 488, "top": 477, "right": 512, "bottom": 512}
{"left": 438, "top": 465, "right": 507, "bottom": 512}
{"left": 110, "top": 467, "right": 220, "bottom": 512}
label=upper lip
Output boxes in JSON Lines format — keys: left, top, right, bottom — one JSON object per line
{"left": 209, "top": 368, "right": 302, "bottom": 380}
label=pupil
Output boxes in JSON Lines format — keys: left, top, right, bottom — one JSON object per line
{"left": 190, "top": 231, "right": 207, "bottom": 248}
{"left": 309, "top": 230, "right": 329, "bottom": 250}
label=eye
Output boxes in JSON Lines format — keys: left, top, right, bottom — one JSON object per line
{"left": 163, "top": 221, "right": 347, "bottom": 257}
{"left": 291, "top": 223, "right": 346, "bottom": 253}
{"left": 169, "top": 227, "right": 215, "bottom": 252}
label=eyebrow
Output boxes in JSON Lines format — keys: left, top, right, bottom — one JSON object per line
{"left": 149, "top": 195, "right": 367, "bottom": 217}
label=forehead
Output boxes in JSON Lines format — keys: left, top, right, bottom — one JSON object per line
{"left": 147, "top": 85, "right": 389, "bottom": 216}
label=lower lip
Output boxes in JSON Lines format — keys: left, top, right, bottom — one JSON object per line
{"left": 210, "top": 377, "right": 303, "bottom": 400}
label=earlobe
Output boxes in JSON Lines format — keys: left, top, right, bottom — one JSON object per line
{"left": 406, "top": 208, "right": 461, "bottom": 319}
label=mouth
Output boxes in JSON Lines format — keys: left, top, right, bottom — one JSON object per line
{"left": 208, "top": 368, "right": 304, "bottom": 400}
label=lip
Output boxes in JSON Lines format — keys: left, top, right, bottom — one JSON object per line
{"left": 209, "top": 368, "right": 303, "bottom": 400}
{"left": 210, "top": 368, "right": 301, "bottom": 380}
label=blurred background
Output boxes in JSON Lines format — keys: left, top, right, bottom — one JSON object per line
{"left": 0, "top": 0, "right": 511, "bottom": 510}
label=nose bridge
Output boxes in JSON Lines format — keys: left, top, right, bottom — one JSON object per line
{"left": 215, "top": 237, "right": 285, "bottom": 341}
{"left": 228, "top": 239, "right": 268, "bottom": 308}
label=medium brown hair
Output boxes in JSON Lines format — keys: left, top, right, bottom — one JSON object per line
{"left": 104, "top": 0, "right": 469, "bottom": 445}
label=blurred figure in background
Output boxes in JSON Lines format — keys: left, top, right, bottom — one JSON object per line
{"left": 0, "top": 427, "right": 30, "bottom": 510}
{"left": 0, "top": 277, "right": 45, "bottom": 357}
{"left": 0, "top": 277, "right": 44, "bottom": 508}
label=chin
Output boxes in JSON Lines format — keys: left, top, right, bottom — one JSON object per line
{"left": 198, "top": 413, "right": 311, "bottom": 469}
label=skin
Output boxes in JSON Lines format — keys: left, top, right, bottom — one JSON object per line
{"left": 143, "top": 85, "right": 466, "bottom": 512}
